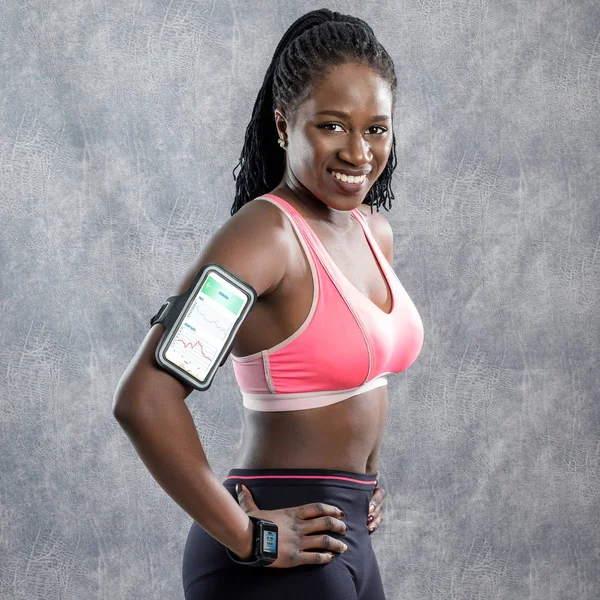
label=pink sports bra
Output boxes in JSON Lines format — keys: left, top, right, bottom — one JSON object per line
{"left": 231, "top": 193, "right": 424, "bottom": 412}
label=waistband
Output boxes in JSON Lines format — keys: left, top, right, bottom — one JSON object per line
{"left": 223, "top": 467, "right": 378, "bottom": 490}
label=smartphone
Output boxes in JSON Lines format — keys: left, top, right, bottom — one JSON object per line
{"left": 153, "top": 263, "right": 257, "bottom": 391}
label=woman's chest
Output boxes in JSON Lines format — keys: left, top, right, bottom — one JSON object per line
{"left": 232, "top": 209, "right": 391, "bottom": 360}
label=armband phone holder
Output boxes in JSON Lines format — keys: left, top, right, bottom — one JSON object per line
{"left": 151, "top": 263, "right": 257, "bottom": 391}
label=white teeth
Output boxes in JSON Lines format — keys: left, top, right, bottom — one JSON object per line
{"left": 332, "top": 171, "right": 366, "bottom": 183}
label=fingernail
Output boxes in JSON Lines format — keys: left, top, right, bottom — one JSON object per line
{"left": 236, "top": 483, "right": 242, "bottom": 494}
{"left": 369, "top": 503, "right": 375, "bottom": 513}
{"left": 369, "top": 526, "right": 375, "bottom": 533}
{"left": 367, "top": 515, "right": 373, "bottom": 524}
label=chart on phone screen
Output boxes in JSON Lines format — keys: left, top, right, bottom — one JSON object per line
{"left": 165, "top": 273, "right": 246, "bottom": 380}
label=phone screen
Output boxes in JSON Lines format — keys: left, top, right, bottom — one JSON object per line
{"left": 164, "top": 271, "right": 249, "bottom": 383}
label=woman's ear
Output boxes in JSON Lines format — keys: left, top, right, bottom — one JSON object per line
{"left": 274, "top": 109, "right": 288, "bottom": 139}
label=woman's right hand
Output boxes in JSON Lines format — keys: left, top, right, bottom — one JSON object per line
{"left": 235, "top": 483, "right": 349, "bottom": 568}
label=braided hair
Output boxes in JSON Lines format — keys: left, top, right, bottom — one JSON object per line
{"left": 230, "top": 9, "right": 398, "bottom": 216}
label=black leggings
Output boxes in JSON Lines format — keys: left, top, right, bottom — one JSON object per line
{"left": 182, "top": 467, "right": 386, "bottom": 599}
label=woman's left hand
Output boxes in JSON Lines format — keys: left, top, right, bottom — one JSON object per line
{"left": 367, "top": 471, "right": 385, "bottom": 535}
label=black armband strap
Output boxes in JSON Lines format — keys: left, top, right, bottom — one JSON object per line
{"left": 150, "top": 295, "right": 185, "bottom": 329}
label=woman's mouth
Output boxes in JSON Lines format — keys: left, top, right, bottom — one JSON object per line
{"left": 328, "top": 169, "right": 368, "bottom": 194}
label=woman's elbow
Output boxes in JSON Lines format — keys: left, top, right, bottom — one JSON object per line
{"left": 112, "top": 377, "right": 144, "bottom": 424}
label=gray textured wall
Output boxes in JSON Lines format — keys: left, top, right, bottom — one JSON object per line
{"left": 1, "top": 1, "right": 598, "bottom": 598}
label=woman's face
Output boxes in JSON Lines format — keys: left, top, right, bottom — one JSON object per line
{"left": 275, "top": 61, "right": 394, "bottom": 212}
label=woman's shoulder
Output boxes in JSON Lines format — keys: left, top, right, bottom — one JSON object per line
{"left": 166, "top": 196, "right": 290, "bottom": 300}
{"left": 237, "top": 194, "right": 290, "bottom": 228}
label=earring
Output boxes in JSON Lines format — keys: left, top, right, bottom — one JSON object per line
{"left": 278, "top": 138, "right": 286, "bottom": 148}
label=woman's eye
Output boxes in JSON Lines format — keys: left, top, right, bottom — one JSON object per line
{"left": 319, "top": 123, "right": 387, "bottom": 134}
{"left": 368, "top": 126, "right": 388, "bottom": 135}
{"left": 320, "top": 123, "right": 343, "bottom": 132}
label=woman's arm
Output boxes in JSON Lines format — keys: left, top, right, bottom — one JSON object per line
{"left": 114, "top": 336, "right": 255, "bottom": 557}
{"left": 113, "top": 200, "right": 289, "bottom": 559}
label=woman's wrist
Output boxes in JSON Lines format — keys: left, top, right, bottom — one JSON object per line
{"left": 229, "top": 515, "right": 255, "bottom": 560}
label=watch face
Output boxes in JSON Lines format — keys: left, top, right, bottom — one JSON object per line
{"left": 259, "top": 523, "right": 278, "bottom": 558}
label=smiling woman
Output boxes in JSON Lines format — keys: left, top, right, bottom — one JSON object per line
{"left": 230, "top": 11, "right": 398, "bottom": 218}
{"left": 113, "top": 8, "right": 423, "bottom": 600}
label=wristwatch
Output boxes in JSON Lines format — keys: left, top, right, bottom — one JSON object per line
{"left": 226, "top": 516, "right": 279, "bottom": 567}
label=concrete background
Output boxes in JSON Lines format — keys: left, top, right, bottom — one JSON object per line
{"left": 1, "top": 1, "right": 599, "bottom": 598}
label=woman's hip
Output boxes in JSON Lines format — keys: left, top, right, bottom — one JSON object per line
{"left": 182, "top": 467, "right": 381, "bottom": 598}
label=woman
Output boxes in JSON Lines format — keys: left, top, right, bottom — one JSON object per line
{"left": 113, "top": 8, "right": 424, "bottom": 600}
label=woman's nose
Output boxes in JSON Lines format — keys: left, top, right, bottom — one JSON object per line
{"left": 340, "top": 132, "right": 372, "bottom": 165}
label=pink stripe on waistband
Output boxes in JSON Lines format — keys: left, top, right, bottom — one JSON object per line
{"left": 224, "top": 474, "right": 377, "bottom": 485}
